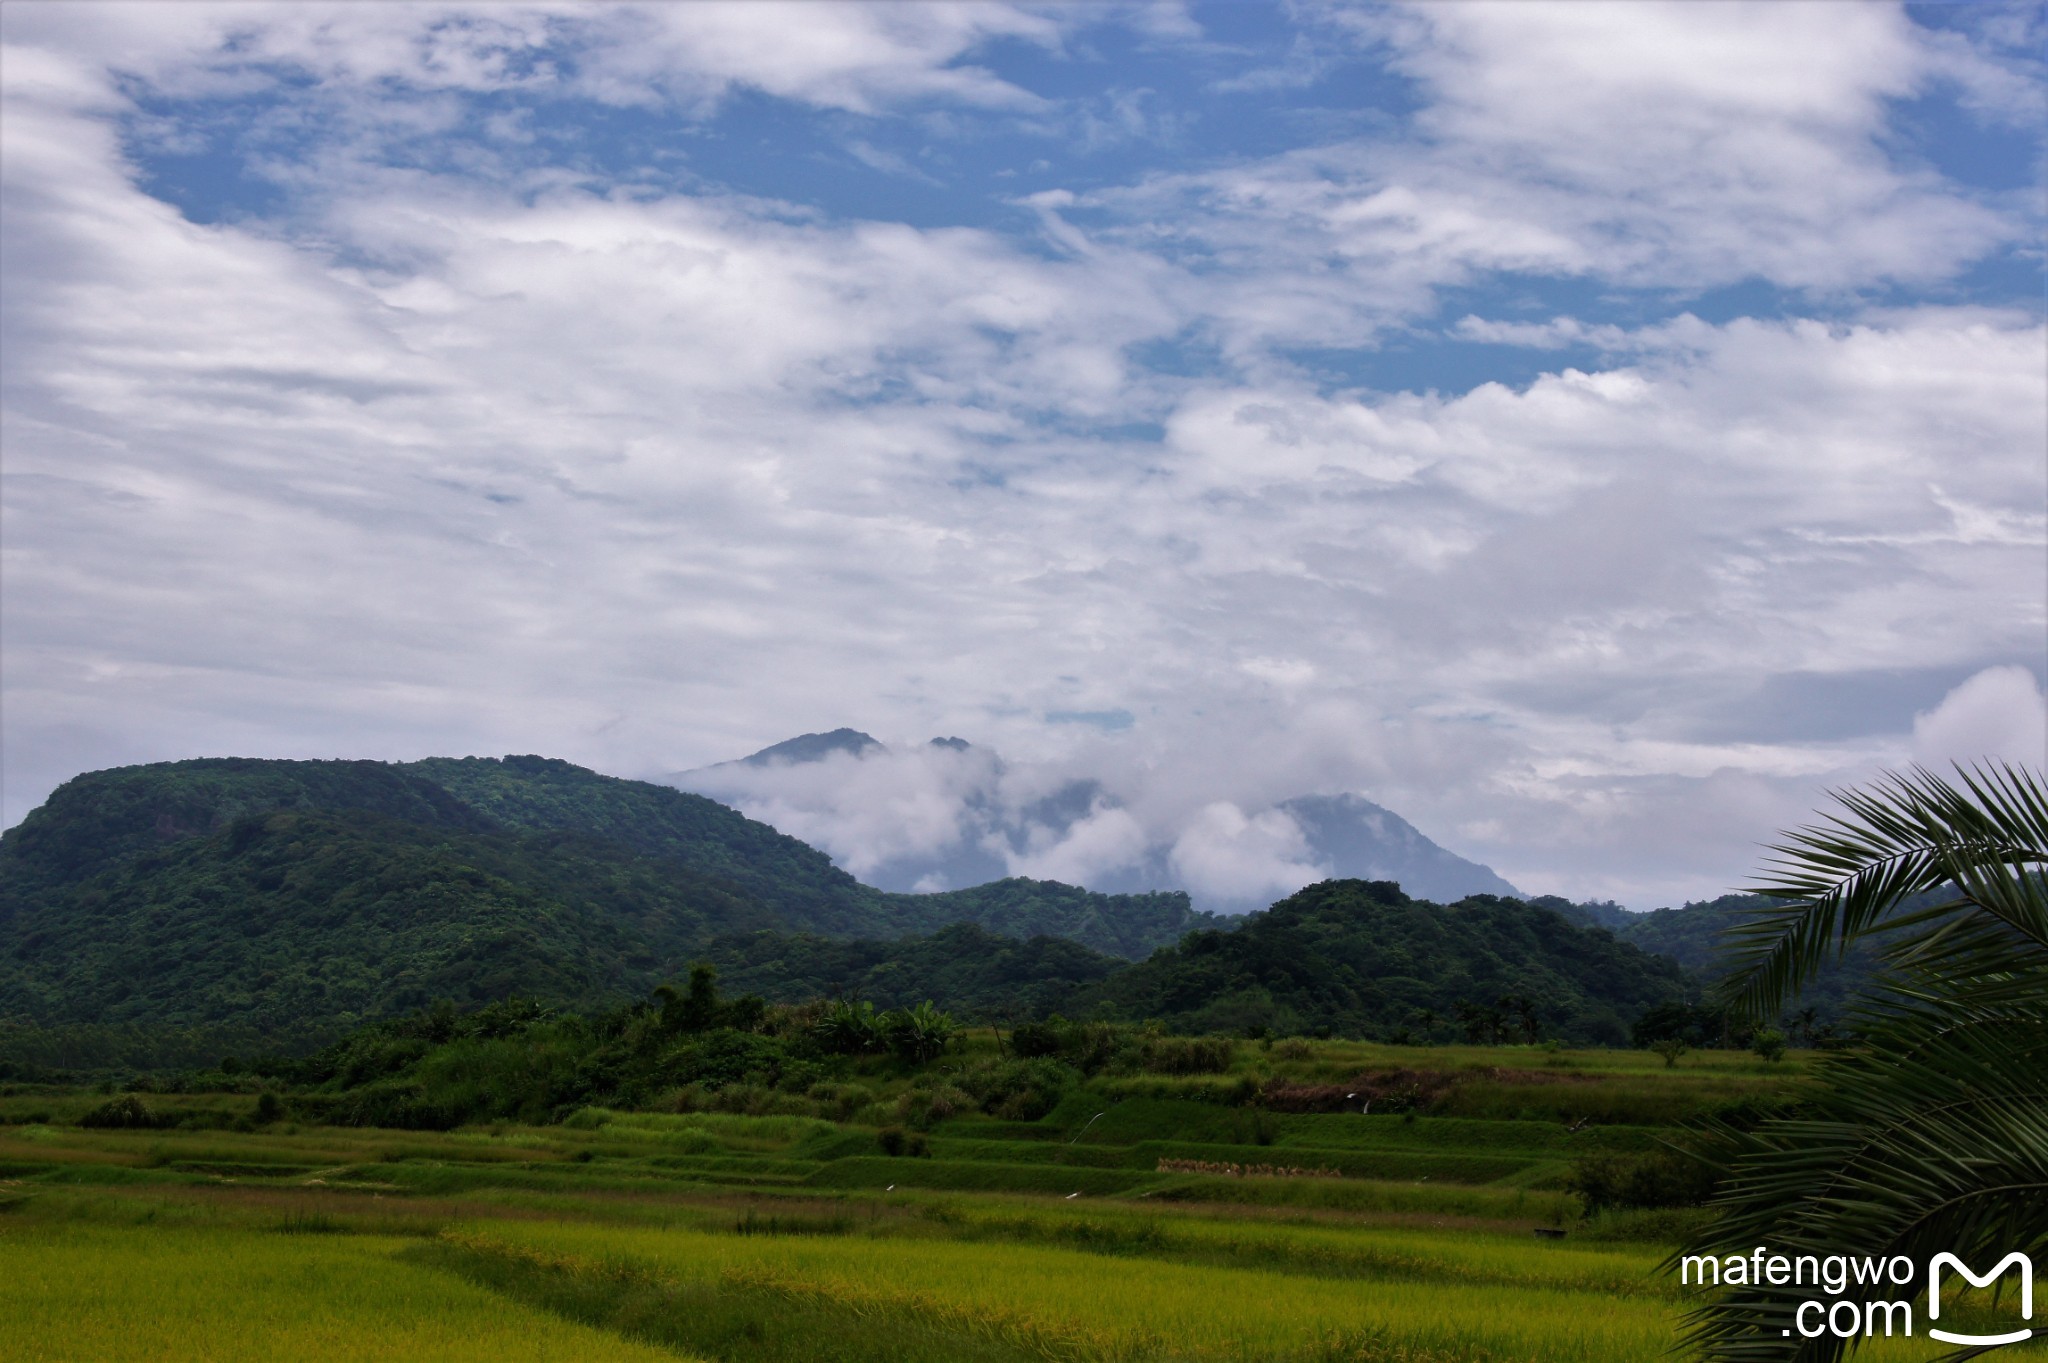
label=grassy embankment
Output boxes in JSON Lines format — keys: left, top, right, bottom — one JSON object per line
{"left": 1, "top": 1039, "right": 2023, "bottom": 1361}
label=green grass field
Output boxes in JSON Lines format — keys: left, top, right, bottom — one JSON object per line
{"left": 0, "top": 1040, "right": 2022, "bottom": 1361}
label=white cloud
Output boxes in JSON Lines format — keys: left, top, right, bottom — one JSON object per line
{"left": 567, "top": 3, "right": 1059, "bottom": 114}
{"left": 1912, "top": 666, "right": 2048, "bottom": 770}
{"left": 0, "top": 2, "right": 1059, "bottom": 111}
{"left": 1167, "top": 802, "right": 1325, "bottom": 906}
{"left": 1083, "top": 0, "right": 2022, "bottom": 352}
{"left": 1, "top": 2, "right": 2040, "bottom": 913}
{"left": 1004, "top": 803, "right": 1151, "bottom": 888}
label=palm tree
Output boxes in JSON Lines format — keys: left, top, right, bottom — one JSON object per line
{"left": 1676, "top": 764, "right": 2048, "bottom": 1362}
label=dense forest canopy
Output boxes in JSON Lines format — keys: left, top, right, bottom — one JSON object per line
{"left": 2, "top": 755, "right": 1761, "bottom": 1057}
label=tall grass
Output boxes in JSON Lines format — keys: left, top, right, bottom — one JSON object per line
{"left": 442, "top": 1219, "right": 1685, "bottom": 1362}
{"left": 0, "top": 1223, "right": 689, "bottom": 1362}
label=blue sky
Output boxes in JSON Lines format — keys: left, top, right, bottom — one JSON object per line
{"left": 2, "top": 1, "right": 2043, "bottom": 906}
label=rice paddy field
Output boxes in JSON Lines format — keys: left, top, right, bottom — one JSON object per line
{"left": 0, "top": 1040, "right": 2027, "bottom": 1361}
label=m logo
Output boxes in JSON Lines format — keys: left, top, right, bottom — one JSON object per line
{"left": 1928, "top": 1252, "right": 2034, "bottom": 1347}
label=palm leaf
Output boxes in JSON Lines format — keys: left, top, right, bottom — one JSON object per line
{"left": 1720, "top": 764, "right": 2047, "bottom": 1021}
{"left": 1676, "top": 764, "right": 2048, "bottom": 1362}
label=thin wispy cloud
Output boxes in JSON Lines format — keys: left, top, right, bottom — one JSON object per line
{"left": 2, "top": 0, "right": 2041, "bottom": 906}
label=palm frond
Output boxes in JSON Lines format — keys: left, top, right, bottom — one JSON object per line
{"left": 1678, "top": 764, "right": 2048, "bottom": 1360}
{"left": 1675, "top": 973, "right": 2048, "bottom": 1362}
{"left": 1720, "top": 763, "right": 2047, "bottom": 1021}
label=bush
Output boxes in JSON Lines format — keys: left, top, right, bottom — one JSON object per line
{"left": 78, "top": 1095, "right": 167, "bottom": 1129}
{"left": 1006, "top": 1017, "right": 1127, "bottom": 1072}
{"left": 327, "top": 1083, "right": 464, "bottom": 1130}
{"left": 805, "top": 1082, "right": 874, "bottom": 1122}
{"left": 1065, "top": 1023, "right": 1126, "bottom": 1074}
{"left": 1750, "top": 1028, "right": 1787, "bottom": 1063}
{"left": 693, "top": 1083, "right": 817, "bottom": 1118}
{"left": 875, "top": 1125, "right": 929, "bottom": 1158}
{"left": 954, "top": 1057, "right": 1075, "bottom": 1122}
{"left": 662, "top": 1029, "right": 790, "bottom": 1089}
{"left": 1009, "top": 1021, "right": 1064, "bottom": 1059}
{"left": 1567, "top": 1149, "right": 1717, "bottom": 1213}
{"left": 896, "top": 1083, "right": 974, "bottom": 1129}
{"left": 1141, "top": 1035, "right": 1235, "bottom": 1075}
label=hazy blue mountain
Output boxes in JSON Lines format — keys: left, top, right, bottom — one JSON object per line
{"left": 1278, "top": 794, "right": 1522, "bottom": 903}
{"left": 732, "top": 729, "right": 883, "bottom": 767}
{"left": 669, "top": 733, "right": 1523, "bottom": 910}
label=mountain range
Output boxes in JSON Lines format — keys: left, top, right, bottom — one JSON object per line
{"left": 0, "top": 756, "right": 1208, "bottom": 1038}
{"left": 0, "top": 753, "right": 1700, "bottom": 1051}
{"left": 671, "top": 729, "right": 1525, "bottom": 908}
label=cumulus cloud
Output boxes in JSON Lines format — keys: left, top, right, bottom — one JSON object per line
{"left": 2, "top": 1, "right": 2041, "bottom": 910}
{"left": 1079, "top": 0, "right": 2024, "bottom": 353}
{"left": 1166, "top": 802, "right": 1325, "bottom": 906}
{"left": 1912, "top": 666, "right": 2048, "bottom": 770}
{"left": 678, "top": 738, "right": 1343, "bottom": 910}
{"left": 681, "top": 742, "right": 1007, "bottom": 880}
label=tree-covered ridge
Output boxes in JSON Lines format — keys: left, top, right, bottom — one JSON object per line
{"left": 407, "top": 757, "right": 1215, "bottom": 946}
{"left": 0, "top": 758, "right": 489, "bottom": 912}
{"left": 703, "top": 922, "right": 1123, "bottom": 1022}
{"left": 4, "top": 756, "right": 1693, "bottom": 1051}
{"left": 0, "top": 808, "right": 783, "bottom": 1033}
{"left": 1084, "top": 881, "right": 1690, "bottom": 1045}
{"left": 404, "top": 756, "right": 883, "bottom": 936}
{"left": 0, "top": 756, "right": 1218, "bottom": 1041}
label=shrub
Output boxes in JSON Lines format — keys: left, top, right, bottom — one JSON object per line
{"left": 1750, "top": 1028, "right": 1787, "bottom": 1063}
{"left": 1141, "top": 1036, "right": 1235, "bottom": 1075}
{"left": 253, "top": 1091, "right": 284, "bottom": 1124}
{"left": 662, "top": 1029, "right": 790, "bottom": 1089}
{"left": 706, "top": 1083, "right": 796, "bottom": 1117}
{"left": 955, "top": 1057, "right": 1075, "bottom": 1121}
{"left": 875, "top": 1125, "right": 929, "bottom": 1157}
{"left": 329, "top": 1083, "right": 463, "bottom": 1130}
{"left": 896, "top": 1083, "right": 974, "bottom": 1129}
{"left": 1065, "top": 1023, "right": 1126, "bottom": 1074}
{"left": 805, "top": 1082, "right": 874, "bottom": 1122}
{"left": 774, "top": 1059, "right": 830, "bottom": 1095}
{"left": 78, "top": 1095, "right": 166, "bottom": 1129}
{"left": 1227, "top": 1109, "right": 1280, "bottom": 1146}
{"left": 1567, "top": 1149, "right": 1717, "bottom": 1213}
{"left": 1009, "top": 1020, "right": 1065, "bottom": 1058}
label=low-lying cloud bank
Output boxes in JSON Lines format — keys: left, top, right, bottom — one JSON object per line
{"left": 669, "top": 730, "right": 1523, "bottom": 914}
{"left": 673, "top": 658, "right": 2047, "bottom": 914}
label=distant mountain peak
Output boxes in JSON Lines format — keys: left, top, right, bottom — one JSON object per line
{"left": 736, "top": 728, "right": 883, "bottom": 767}
{"left": 1278, "top": 792, "right": 1523, "bottom": 903}
{"left": 671, "top": 735, "right": 1522, "bottom": 910}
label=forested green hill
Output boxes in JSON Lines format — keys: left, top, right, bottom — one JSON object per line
{"left": 2, "top": 757, "right": 1717, "bottom": 1053}
{"left": 1081, "top": 880, "right": 1689, "bottom": 1045}
{"left": 0, "top": 757, "right": 1212, "bottom": 1040}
